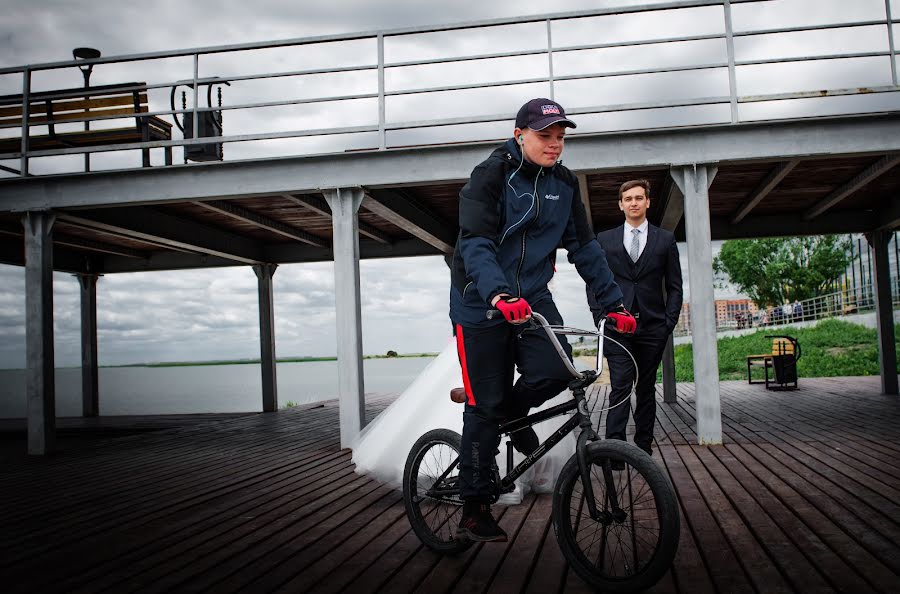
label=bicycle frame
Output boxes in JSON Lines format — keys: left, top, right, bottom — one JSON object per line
{"left": 427, "top": 313, "right": 625, "bottom": 521}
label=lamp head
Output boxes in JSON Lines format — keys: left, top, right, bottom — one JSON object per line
{"left": 72, "top": 47, "right": 101, "bottom": 73}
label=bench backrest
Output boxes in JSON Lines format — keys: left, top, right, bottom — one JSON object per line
{"left": 771, "top": 338, "right": 795, "bottom": 356}
{"left": 0, "top": 82, "right": 151, "bottom": 129}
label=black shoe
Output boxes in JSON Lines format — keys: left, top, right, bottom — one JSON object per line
{"left": 607, "top": 458, "right": 625, "bottom": 471}
{"left": 636, "top": 444, "right": 653, "bottom": 457}
{"left": 509, "top": 427, "right": 539, "bottom": 456}
{"left": 457, "top": 501, "right": 508, "bottom": 542}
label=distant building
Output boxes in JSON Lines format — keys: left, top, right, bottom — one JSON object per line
{"left": 674, "top": 298, "right": 759, "bottom": 335}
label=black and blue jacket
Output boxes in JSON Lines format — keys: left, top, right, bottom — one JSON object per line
{"left": 450, "top": 138, "right": 623, "bottom": 327}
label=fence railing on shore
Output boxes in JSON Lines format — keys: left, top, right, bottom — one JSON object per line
{"left": 673, "top": 279, "right": 900, "bottom": 337}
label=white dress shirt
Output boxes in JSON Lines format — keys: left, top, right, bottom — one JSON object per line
{"left": 622, "top": 219, "right": 649, "bottom": 260}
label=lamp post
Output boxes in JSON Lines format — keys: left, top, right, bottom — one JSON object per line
{"left": 72, "top": 47, "right": 100, "bottom": 172}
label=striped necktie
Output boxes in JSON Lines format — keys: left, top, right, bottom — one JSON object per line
{"left": 629, "top": 228, "right": 640, "bottom": 262}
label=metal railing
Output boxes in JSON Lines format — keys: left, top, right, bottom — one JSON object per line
{"left": 673, "top": 279, "right": 900, "bottom": 336}
{"left": 1, "top": 0, "right": 898, "bottom": 176}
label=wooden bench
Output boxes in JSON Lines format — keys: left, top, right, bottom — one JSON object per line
{"left": 0, "top": 81, "right": 172, "bottom": 169}
{"left": 747, "top": 335, "right": 801, "bottom": 390}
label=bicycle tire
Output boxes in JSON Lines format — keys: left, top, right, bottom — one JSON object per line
{"left": 552, "top": 440, "right": 680, "bottom": 592}
{"left": 402, "top": 428, "right": 474, "bottom": 554}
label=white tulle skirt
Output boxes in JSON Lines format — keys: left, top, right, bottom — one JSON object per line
{"left": 351, "top": 341, "right": 576, "bottom": 504}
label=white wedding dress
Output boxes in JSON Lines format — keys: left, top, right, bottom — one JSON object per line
{"left": 351, "top": 340, "right": 577, "bottom": 504}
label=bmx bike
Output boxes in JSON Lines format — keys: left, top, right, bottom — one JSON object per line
{"left": 402, "top": 312, "right": 680, "bottom": 592}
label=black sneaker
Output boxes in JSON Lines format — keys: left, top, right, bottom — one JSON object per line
{"left": 509, "top": 427, "right": 539, "bottom": 456}
{"left": 636, "top": 443, "right": 653, "bottom": 457}
{"left": 607, "top": 458, "right": 625, "bottom": 471}
{"left": 457, "top": 501, "right": 508, "bottom": 542}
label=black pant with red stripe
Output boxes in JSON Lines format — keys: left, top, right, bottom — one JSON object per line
{"left": 454, "top": 298, "right": 574, "bottom": 501}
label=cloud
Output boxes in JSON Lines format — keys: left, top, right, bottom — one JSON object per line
{"left": 0, "top": 0, "right": 880, "bottom": 368}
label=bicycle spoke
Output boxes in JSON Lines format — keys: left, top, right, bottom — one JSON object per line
{"left": 564, "top": 456, "right": 666, "bottom": 580}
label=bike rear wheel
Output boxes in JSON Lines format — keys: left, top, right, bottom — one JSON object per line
{"left": 402, "top": 428, "right": 474, "bottom": 554}
{"left": 552, "top": 440, "right": 680, "bottom": 592}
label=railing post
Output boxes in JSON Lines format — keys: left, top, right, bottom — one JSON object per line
{"left": 192, "top": 53, "right": 200, "bottom": 144}
{"left": 723, "top": 0, "right": 739, "bottom": 124}
{"left": 20, "top": 68, "right": 30, "bottom": 177}
{"left": 546, "top": 19, "right": 555, "bottom": 100}
{"left": 377, "top": 34, "right": 386, "bottom": 150}
{"left": 886, "top": 0, "right": 898, "bottom": 86}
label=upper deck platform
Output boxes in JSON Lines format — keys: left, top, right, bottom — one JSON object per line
{"left": 1, "top": 0, "right": 900, "bottom": 273}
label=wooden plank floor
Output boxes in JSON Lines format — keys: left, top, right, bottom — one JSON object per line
{"left": 2, "top": 378, "right": 900, "bottom": 593}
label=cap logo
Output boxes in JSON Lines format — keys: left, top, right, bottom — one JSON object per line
{"left": 541, "top": 104, "right": 561, "bottom": 115}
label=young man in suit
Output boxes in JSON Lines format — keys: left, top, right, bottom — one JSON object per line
{"left": 587, "top": 179, "right": 683, "bottom": 461}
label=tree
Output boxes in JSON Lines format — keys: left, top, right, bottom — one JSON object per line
{"left": 386, "top": 350, "right": 398, "bottom": 358}
{"left": 713, "top": 235, "right": 852, "bottom": 307}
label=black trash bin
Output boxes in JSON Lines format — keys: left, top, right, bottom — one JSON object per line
{"left": 183, "top": 110, "right": 223, "bottom": 162}
{"left": 765, "top": 335, "right": 800, "bottom": 390}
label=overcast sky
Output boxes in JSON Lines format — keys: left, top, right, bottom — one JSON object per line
{"left": 0, "top": 0, "right": 892, "bottom": 368}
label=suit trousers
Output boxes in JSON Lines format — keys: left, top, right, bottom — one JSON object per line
{"left": 603, "top": 325, "right": 668, "bottom": 452}
{"left": 455, "top": 299, "right": 573, "bottom": 501}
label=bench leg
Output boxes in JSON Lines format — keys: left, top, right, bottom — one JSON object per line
{"left": 164, "top": 146, "right": 172, "bottom": 166}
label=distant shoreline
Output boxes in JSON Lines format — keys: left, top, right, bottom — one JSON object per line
{"left": 0, "top": 353, "right": 440, "bottom": 371}
{"left": 110, "top": 352, "right": 439, "bottom": 368}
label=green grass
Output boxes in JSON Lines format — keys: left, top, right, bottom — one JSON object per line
{"left": 666, "top": 318, "right": 900, "bottom": 382}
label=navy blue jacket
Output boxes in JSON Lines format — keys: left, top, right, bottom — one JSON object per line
{"left": 450, "top": 138, "right": 623, "bottom": 327}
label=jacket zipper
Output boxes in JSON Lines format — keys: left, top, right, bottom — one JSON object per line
{"left": 515, "top": 170, "right": 542, "bottom": 296}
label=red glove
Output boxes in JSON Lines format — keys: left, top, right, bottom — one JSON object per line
{"left": 607, "top": 306, "right": 636, "bottom": 334}
{"left": 495, "top": 296, "right": 532, "bottom": 324}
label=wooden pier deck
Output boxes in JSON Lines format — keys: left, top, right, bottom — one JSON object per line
{"left": 2, "top": 376, "right": 900, "bottom": 593}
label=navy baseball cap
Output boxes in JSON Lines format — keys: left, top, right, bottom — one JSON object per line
{"left": 515, "top": 98, "right": 576, "bottom": 130}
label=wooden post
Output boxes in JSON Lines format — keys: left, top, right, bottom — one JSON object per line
{"left": 253, "top": 263, "right": 279, "bottom": 412}
{"left": 76, "top": 273, "right": 100, "bottom": 417}
{"left": 324, "top": 187, "right": 366, "bottom": 448}
{"left": 672, "top": 164, "right": 722, "bottom": 445}
{"left": 23, "top": 211, "right": 56, "bottom": 455}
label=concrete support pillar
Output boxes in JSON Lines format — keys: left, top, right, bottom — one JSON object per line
{"left": 253, "top": 263, "right": 279, "bottom": 412}
{"left": 323, "top": 187, "right": 366, "bottom": 449}
{"left": 662, "top": 334, "right": 677, "bottom": 403}
{"left": 868, "top": 230, "right": 898, "bottom": 394}
{"left": 76, "top": 273, "right": 100, "bottom": 417}
{"left": 672, "top": 164, "right": 721, "bottom": 445}
{"left": 22, "top": 211, "right": 56, "bottom": 455}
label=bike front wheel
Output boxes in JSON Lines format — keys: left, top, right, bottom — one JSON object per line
{"left": 552, "top": 440, "right": 680, "bottom": 592}
{"left": 402, "top": 428, "right": 474, "bottom": 555}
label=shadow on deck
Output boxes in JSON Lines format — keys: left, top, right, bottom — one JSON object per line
{"left": 2, "top": 378, "right": 899, "bottom": 593}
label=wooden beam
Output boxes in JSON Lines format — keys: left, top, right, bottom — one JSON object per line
{"left": 803, "top": 153, "right": 900, "bottom": 220}
{"left": 875, "top": 197, "right": 900, "bottom": 231}
{"left": 281, "top": 193, "right": 392, "bottom": 245}
{"left": 576, "top": 173, "right": 593, "bottom": 232}
{"left": 193, "top": 200, "right": 328, "bottom": 248}
{"left": 730, "top": 159, "right": 800, "bottom": 224}
{"left": 658, "top": 174, "right": 684, "bottom": 232}
{"left": 362, "top": 189, "right": 456, "bottom": 254}
{"left": 57, "top": 207, "right": 265, "bottom": 264}
{"left": 0, "top": 222, "right": 146, "bottom": 259}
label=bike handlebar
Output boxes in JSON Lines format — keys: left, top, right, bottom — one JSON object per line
{"left": 486, "top": 309, "right": 608, "bottom": 380}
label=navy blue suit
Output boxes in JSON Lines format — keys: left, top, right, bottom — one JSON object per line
{"left": 587, "top": 223, "right": 683, "bottom": 452}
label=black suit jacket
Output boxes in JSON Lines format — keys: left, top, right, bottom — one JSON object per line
{"left": 588, "top": 223, "right": 683, "bottom": 335}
